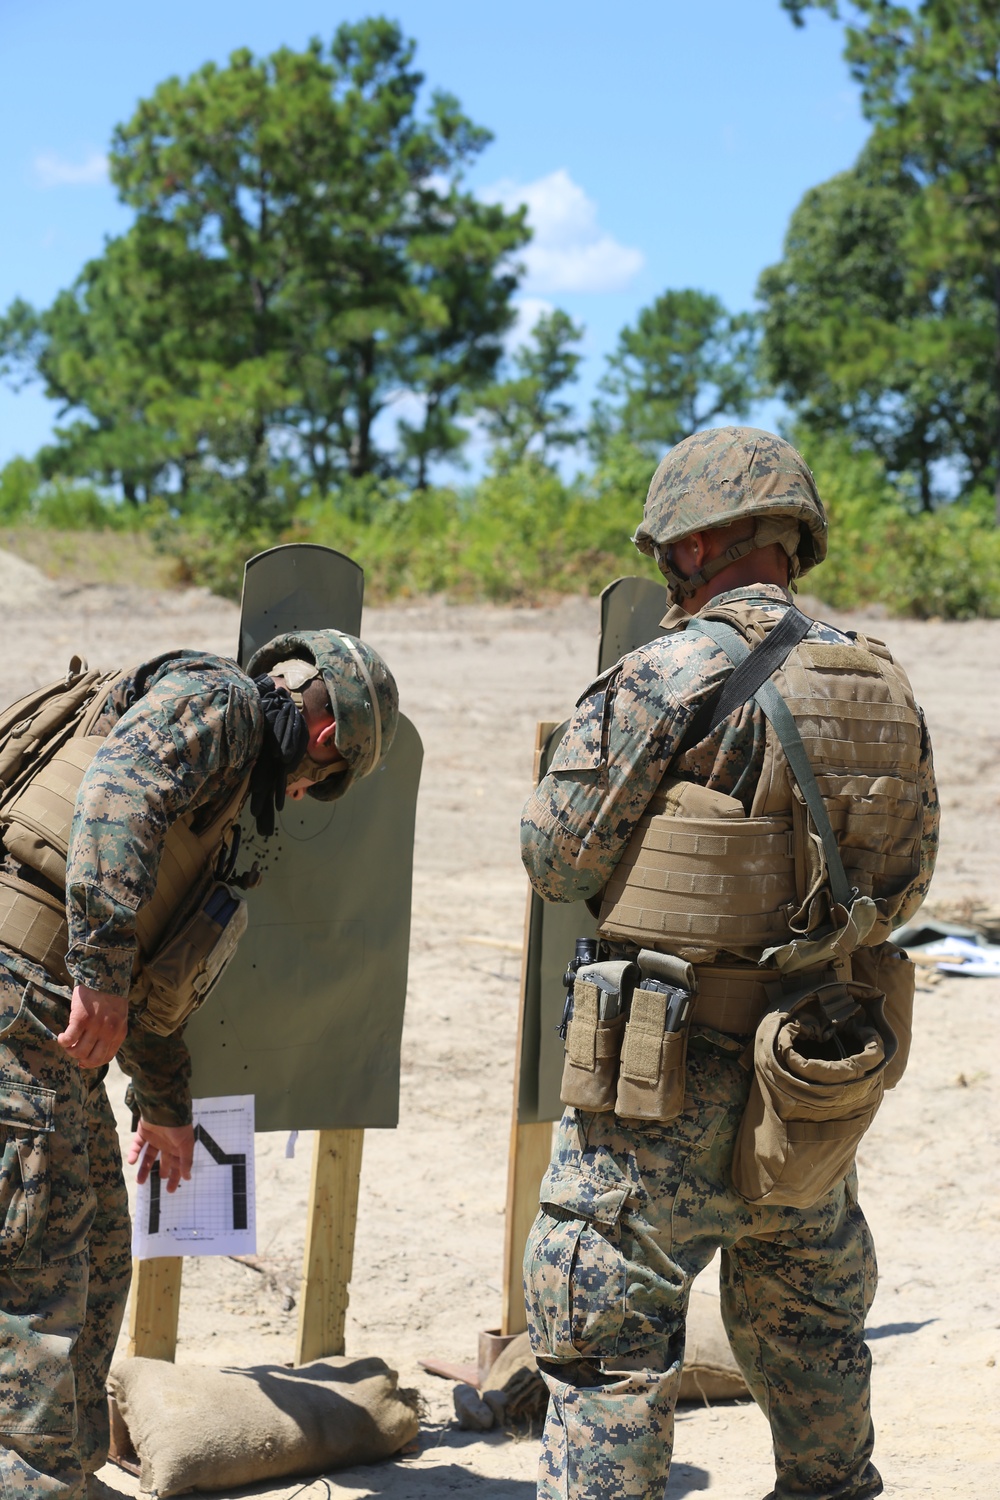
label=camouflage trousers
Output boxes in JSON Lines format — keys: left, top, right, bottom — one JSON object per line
{"left": 524, "top": 1027, "right": 881, "bottom": 1500}
{"left": 0, "top": 967, "right": 132, "bottom": 1500}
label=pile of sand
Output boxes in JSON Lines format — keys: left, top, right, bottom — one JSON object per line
{"left": 0, "top": 547, "right": 57, "bottom": 607}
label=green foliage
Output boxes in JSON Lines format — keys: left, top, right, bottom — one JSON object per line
{"left": 146, "top": 456, "right": 661, "bottom": 603}
{"left": 592, "top": 289, "right": 758, "bottom": 460}
{"left": 31, "top": 481, "right": 134, "bottom": 531}
{"left": 0, "top": 458, "right": 39, "bottom": 519}
{"left": 474, "top": 310, "right": 585, "bottom": 473}
{"left": 799, "top": 431, "right": 1000, "bottom": 619}
{"left": 0, "top": 20, "right": 527, "bottom": 503}
{"left": 0, "top": 457, "right": 134, "bottom": 528}
{"left": 783, "top": 1, "right": 1000, "bottom": 517}
{"left": 757, "top": 142, "right": 993, "bottom": 508}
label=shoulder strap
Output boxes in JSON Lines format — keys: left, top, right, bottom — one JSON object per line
{"left": 685, "top": 615, "right": 855, "bottom": 912}
{"left": 676, "top": 605, "right": 813, "bottom": 755}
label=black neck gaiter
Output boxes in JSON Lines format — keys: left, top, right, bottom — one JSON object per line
{"left": 249, "top": 675, "right": 309, "bottom": 837}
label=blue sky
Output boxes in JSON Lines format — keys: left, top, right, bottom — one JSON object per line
{"left": 0, "top": 0, "right": 868, "bottom": 472}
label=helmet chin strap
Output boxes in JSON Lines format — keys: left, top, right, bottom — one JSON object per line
{"left": 656, "top": 520, "right": 803, "bottom": 604}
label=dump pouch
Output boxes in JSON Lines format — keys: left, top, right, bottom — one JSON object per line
{"left": 136, "top": 882, "right": 249, "bottom": 1038}
{"left": 731, "top": 973, "right": 895, "bottom": 1208}
{"left": 560, "top": 960, "right": 636, "bottom": 1113}
{"left": 850, "top": 941, "right": 914, "bottom": 1089}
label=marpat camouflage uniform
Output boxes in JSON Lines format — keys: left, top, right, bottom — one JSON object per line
{"left": 0, "top": 652, "right": 263, "bottom": 1499}
{"left": 521, "top": 584, "right": 939, "bottom": 1500}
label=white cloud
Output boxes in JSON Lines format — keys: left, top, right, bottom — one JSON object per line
{"left": 33, "top": 150, "right": 109, "bottom": 188}
{"left": 482, "top": 169, "right": 644, "bottom": 294}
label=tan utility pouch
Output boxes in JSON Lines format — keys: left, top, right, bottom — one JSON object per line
{"left": 615, "top": 949, "right": 696, "bottom": 1124}
{"left": 731, "top": 973, "right": 896, "bottom": 1209}
{"left": 850, "top": 941, "right": 914, "bottom": 1089}
{"left": 137, "top": 882, "right": 248, "bottom": 1037}
{"left": 560, "top": 961, "right": 636, "bottom": 1113}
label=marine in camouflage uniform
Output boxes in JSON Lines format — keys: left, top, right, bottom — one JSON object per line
{"left": 520, "top": 428, "right": 938, "bottom": 1500}
{"left": 0, "top": 634, "right": 397, "bottom": 1500}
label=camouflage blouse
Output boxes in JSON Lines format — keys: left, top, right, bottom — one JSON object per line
{"left": 67, "top": 651, "right": 264, "bottom": 1123}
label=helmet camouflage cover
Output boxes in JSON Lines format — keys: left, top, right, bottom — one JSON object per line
{"left": 633, "top": 426, "right": 828, "bottom": 598}
{"left": 247, "top": 629, "right": 399, "bottom": 801}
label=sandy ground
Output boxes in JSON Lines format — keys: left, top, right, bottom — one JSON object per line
{"left": 0, "top": 559, "right": 997, "bottom": 1499}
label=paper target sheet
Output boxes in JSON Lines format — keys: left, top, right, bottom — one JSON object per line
{"left": 132, "top": 1094, "right": 256, "bottom": 1259}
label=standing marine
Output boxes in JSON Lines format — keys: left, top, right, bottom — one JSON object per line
{"left": 0, "top": 629, "right": 397, "bottom": 1499}
{"left": 520, "top": 426, "right": 939, "bottom": 1500}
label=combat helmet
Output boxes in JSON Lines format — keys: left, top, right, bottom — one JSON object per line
{"left": 248, "top": 629, "right": 398, "bottom": 801}
{"left": 633, "top": 426, "right": 828, "bottom": 602}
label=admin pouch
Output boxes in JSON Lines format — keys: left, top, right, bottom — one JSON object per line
{"left": 0, "top": 657, "right": 250, "bottom": 1033}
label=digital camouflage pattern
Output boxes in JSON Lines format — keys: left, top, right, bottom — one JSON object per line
{"left": 247, "top": 629, "right": 399, "bottom": 801}
{"left": 0, "top": 651, "right": 265, "bottom": 1496}
{"left": 520, "top": 584, "right": 939, "bottom": 918}
{"left": 521, "top": 579, "right": 937, "bottom": 1499}
{"left": 71, "top": 651, "right": 265, "bottom": 1000}
{"left": 632, "top": 426, "right": 828, "bottom": 575}
{"left": 524, "top": 1029, "right": 883, "bottom": 1500}
{"left": 0, "top": 962, "right": 131, "bottom": 1500}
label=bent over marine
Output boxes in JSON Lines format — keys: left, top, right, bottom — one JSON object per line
{"left": 0, "top": 629, "right": 397, "bottom": 1499}
{"left": 520, "top": 427, "right": 939, "bottom": 1500}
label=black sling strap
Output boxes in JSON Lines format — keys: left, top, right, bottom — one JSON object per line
{"left": 676, "top": 604, "right": 813, "bottom": 756}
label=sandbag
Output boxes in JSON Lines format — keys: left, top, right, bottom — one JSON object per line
{"left": 679, "top": 1278, "right": 749, "bottom": 1403}
{"left": 107, "top": 1355, "right": 420, "bottom": 1497}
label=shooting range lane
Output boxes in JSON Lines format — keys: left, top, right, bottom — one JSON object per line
{"left": 0, "top": 569, "right": 993, "bottom": 1497}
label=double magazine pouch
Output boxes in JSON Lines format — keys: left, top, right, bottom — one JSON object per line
{"left": 731, "top": 972, "right": 897, "bottom": 1209}
{"left": 559, "top": 950, "right": 695, "bottom": 1123}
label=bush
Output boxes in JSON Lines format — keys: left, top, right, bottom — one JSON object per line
{"left": 0, "top": 457, "right": 39, "bottom": 519}
{"left": 31, "top": 480, "right": 136, "bottom": 531}
{"left": 6, "top": 435, "right": 999, "bottom": 617}
{"left": 802, "top": 432, "right": 1000, "bottom": 619}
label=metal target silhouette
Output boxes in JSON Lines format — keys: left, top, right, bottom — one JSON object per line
{"left": 187, "top": 544, "right": 423, "bottom": 1131}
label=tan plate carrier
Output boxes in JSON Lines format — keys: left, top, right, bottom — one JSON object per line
{"left": 0, "top": 660, "right": 249, "bottom": 1030}
{"left": 598, "top": 602, "right": 925, "bottom": 967}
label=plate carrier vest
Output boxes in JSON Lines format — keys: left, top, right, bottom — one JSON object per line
{"left": 0, "top": 659, "right": 250, "bottom": 1029}
{"left": 598, "top": 598, "right": 925, "bottom": 964}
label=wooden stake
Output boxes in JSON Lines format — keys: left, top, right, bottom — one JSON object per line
{"left": 500, "top": 720, "right": 561, "bottom": 1337}
{"left": 127, "top": 1256, "right": 183, "bottom": 1361}
{"left": 502, "top": 1120, "right": 554, "bottom": 1336}
{"left": 295, "top": 1127, "right": 365, "bottom": 1364}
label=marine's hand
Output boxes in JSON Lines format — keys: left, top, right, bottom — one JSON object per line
{"left": 57, "top": 985, "right": 129, "bottom": 1068}
{"left": 128, "top": 1120, "right": 196, "bottom": 1194}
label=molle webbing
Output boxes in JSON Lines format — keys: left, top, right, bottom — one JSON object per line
{"left": 599, "top": 805, "right": 797, "bottom": 957}
{"left": 0, "top": 874, "right": 70, "bottom": 985}
{"left": 1, "top": 736, "right": 107, "bottom": 888}
{"left": 0, "top": 665, "right": 250, "bottom": 992}
{"left": 599, "top": 602, "right": 923, "bottom": 961}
